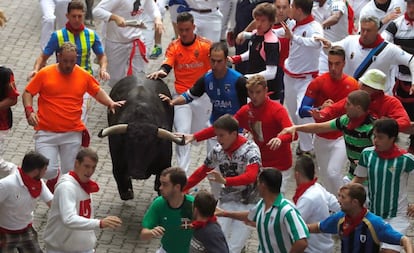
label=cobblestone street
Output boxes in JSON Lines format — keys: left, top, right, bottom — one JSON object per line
{"left": 0, "top": 0, "right": 413, "bottom": 252}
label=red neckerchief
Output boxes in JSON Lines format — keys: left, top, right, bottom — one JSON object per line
{"left": 343, "top": 208, "right": 367, "bottom": 236}
{"left": 69, "top": 171, "right": 100, "bottom": 194}
{"left": 405, "top": 13, "right": 414, "bottom": 26}
{"left": 191, "top": 216, "right": 217, "bottom": 229}
{"left": 376, "top": 144, "right": 407, "bottom": 159}
{"left": 18, "top": 168, "right": 41, "bottom": 198}
{"left": 293, "top": 178, "right": 318, "bottom": 204}
{"left": 292, "top": 15, "right": 314, "bottom": 31}
{"left": 359, "top": 34, "right": 384, "bottom": 49}
{"left": 346, "top": 113, "right": 369, "bottom": 130}
{"left": 66, "top": 22, "right": 85, "bottom": 35}
{"left": 224, "top": 135, "right": 248, "bottom": 157}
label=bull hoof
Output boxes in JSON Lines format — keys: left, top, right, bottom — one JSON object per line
{"left": 97, "top": 129, "right": 104, "bottom": 138}
{"left": 120, "top": 189, "right": 134, "bottom": 200}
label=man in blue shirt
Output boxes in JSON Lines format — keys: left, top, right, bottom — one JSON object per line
{"left": 308, "top": 183, "right": 413, "bottom": 253}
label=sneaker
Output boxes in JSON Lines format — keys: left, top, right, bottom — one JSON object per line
{"left": 149, "top": 45, "right": 162, "bottom": 59}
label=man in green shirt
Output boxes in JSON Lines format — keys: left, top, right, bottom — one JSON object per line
{"left": 140, "top": 167, "right": 193, "bottom": 253}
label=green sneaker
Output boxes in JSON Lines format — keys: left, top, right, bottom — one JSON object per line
{"left": 149, "top": 45, "right": 162, "bottom": 59}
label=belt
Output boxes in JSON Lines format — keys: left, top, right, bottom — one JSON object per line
{"left": 0, "top": 224, "right": 32, "bottom": 234}
{"left": 190, "top": 7, "right": 218, "bottom": 13}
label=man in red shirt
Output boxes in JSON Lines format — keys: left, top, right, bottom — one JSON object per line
{"left": 311, "top": 70, "right": 411, "bottom": 132}
{"left": 298, "top": 46, "right": 359, "bottom": 194}
{"left": 184, "top": 74, "right": 296, "bottom": 193}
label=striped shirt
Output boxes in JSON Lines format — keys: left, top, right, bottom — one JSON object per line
{"left": 382, "top": 15, "right": 414, "bottom": 82}
{"left": 331, "top": 114, "right": 374, "bottom": 174}
{"left": 355, "top": 147, "right": 414, "bottom": 218}
{"left": 247, "top": 194, "right": 309, "bottom": 253}
{"left": 43, "top": 28, "right": 104, "bottom": 74}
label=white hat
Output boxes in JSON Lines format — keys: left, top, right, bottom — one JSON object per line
{"left": 358, "top": 69, "right": 386, "bottom": 91}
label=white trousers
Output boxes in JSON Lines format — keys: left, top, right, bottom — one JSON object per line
{"left": 382, "top": 216, "right": 409, "bottom": 251}
{"left": 218, "top": 201, "right": 255, "bottom": 253}
{"left": 283, "top": 74, "right": 314, "bottom": 152}
{"left": 0, "top": 130, "right": 16, "bottom": 178}
{"left": 105, "top": 40, "right": 146, "bottom": 87}
{"left": 191, "top": 10, "right": 223, "bottom": 43}
{"left": 206, "top": 137, "right": 223, "bottom": 198}
{"left": 34, "top": 131, "right": 82, "bottom": 180}
{"left": 218, "top": 0, "right": 237, "bottom": 40}
{"left": 39, "top": 0, "right": 70, "bottom": 50}
{"left": 314, "top": 135, "right": 347, "bottom": 195}
{"left": 318, "top": 50, "right": 329, "bottom": 75}
{"left": 47, "top": 250, "right": 93, "bottom": 253}
{"left": 174, "top": 93, "right": 211, "bottom": 173}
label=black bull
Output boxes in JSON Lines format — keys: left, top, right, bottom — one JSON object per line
{"left": 98, "top": 76, "right": 184, "bottom": 200}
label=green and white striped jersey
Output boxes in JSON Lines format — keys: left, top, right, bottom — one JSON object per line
{"left": 248, "top": 194, "right": 309, "bottom": 253}
{"left": 355, "top": 146, "right": 414, "bottom": 218}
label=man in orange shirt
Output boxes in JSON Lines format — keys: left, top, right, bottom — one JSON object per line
{"left": 148, "top": 12, "right": 212, "bottom": 173}
{"left": 298, "top": 46, "right": 359, "bottom": 194}
{"left": 22, "top": 42, "right": 124, "bottom": 192}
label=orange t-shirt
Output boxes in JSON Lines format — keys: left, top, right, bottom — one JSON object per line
{"left": 163, "top": 36, "right": 211, "bottom": 94}
{"left": 25, "top": 64, "right": 101, "bottom": 132}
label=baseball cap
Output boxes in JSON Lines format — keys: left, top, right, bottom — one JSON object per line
{"left": 358, "top": 69, "right": 386, "bottom": 91}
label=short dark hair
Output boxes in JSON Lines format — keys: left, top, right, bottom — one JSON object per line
{"left": 161, "top": 167, "right": 187, "bottom": 190}
{"left": 194, "top": 190, "right": 218, "bottom": 217}
{"left": 347, "top": 90, "right": 370, "bottom": 111}
{"left": 328, "top": 46, "right": 346, "bottom": 61}
{"left": 76, "top": 148, "right": 99, "bottom": 164}
{"left": 253, "top": 3, "right": 276, "bottom": 23}
{"left": 177, "top": 12, "right": 194, "bottom": 24}
{"left": 258, "top": 168, "right": 282, "bottom": 194}
{"left": 210, "top": 42, "right": 229, "bottom": 58}
{"left": 0, "top": 66, "right": 13, "bottom": 100}
{"left": 340, "top": 183, "right": 366, "bottom": 207}
{"left": 67, "top": 0, "right": 85, "bottom": 13}
{"left": 292, "top": 0, "right": 313, "bottom": 15}
{"left": 295, "top": 156, "right": 315, "bottom": 180}
{"left": 21, "top": 151, "right": 49, "bottom": 173}
{"left": 213, "top": 114, "right": 239, "bottom": 133}
{"left": 373, "top": 118, "right": 399, "bottom": 140}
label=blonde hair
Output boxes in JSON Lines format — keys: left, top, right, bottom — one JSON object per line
{"left": 246, "top": 75, "right": 267, "bottom": 89}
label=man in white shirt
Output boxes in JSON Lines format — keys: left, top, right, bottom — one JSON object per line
{"left": 0, "top": 151, "right": 52, "bottom": 252}
{"left": 93, "top": 0, "right": 163, "bottom": 87}
{"left": 293, "top": 155, "right": 340, "bottom": 253}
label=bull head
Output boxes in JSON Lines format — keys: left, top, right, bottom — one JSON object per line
{"left": 98, "top": 124, "right": 185, "bottom": 145}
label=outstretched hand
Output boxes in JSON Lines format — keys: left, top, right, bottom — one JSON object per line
{"left": 174, "top": 133, "right": 195, "bottom": 145}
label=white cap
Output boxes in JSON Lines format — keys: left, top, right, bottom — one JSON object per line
{"left": 358, "top": 69, "right": 386, "bottom": 91}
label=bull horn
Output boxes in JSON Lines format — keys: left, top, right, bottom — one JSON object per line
{"left": 98, "top": 124, "right": 128, "bottom": 138}
{"left": 157, "top": 128, "right": 186, "bottom": 145}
